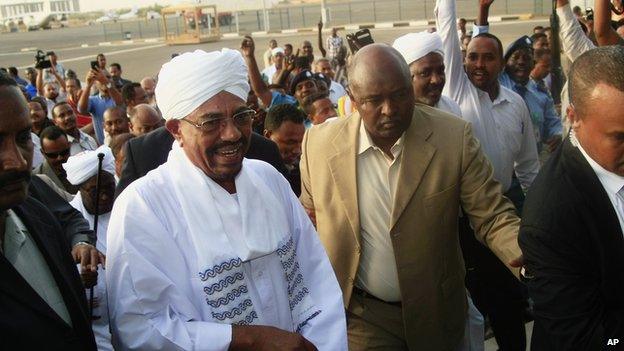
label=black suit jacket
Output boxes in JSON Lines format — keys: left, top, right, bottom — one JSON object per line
{"left": 0, "top": 197, "right": 97, "bottom": 350}
{"left": 519, "top": 139, "right": 624, "bottom": 350}
{"left": 115, "top": 126, "right": 287, "bottom": 197}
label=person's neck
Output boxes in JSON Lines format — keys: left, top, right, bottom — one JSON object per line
{"left": 68, "top": 128, "right": 80, "bottom": 139}
{"left": 32, "top": 121, "right": 44, "bottom": 134}
{"left": 485, "top": 82, "right": 500, "bottom": 101}
{"left": 371, "top": 135, "right": 399, "bottom": 159}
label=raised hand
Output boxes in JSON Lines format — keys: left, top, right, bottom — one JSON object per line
{"left": 241, "top": 36, "right": 256, "bottom": 58}
{"left": 479, "top": 0, "right": 495, "bottom": 7}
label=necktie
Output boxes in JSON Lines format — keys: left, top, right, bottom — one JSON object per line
{"left": 514, "top": 84, "right": 527, "bottom": 98}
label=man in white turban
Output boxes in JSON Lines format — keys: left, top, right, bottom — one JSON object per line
{"left": 63, "top": 144, "right": 117, "bottom": 351}
{"left": 392, "top": 31, "right": 462, "bottom": 117}
{"left": 105, "top": 49, "right": 347, "bottom": 350}
{"left": 261, "top": 47, "right": 285, "bottom": 84}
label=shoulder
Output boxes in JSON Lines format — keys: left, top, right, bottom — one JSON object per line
{"left": 306, "top": 113, "right": 352, "bottom": 144}
{"left": 415, "top": 103, "right": 468, "bottom": 131}
{"left": 128, "top": 127, "right": 173, "bottom": 150}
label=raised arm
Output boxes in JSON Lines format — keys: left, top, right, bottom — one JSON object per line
{"left": 556, "top": 0, "right": 596, "bottom": 61}
{"left": 595, "top": 0, "right": 622, "bottom": 46}
{"left": 317, "top": 21, "right": 327, "bottom": 58}
{"left": 36, "top": 68, "right": 44, "bottom": 96}
{"left": 77, "top": 70, "right": 95, "bottom": 114}
{"left": 435, "top": 0, "right": 471, "bottom": 101}
{"left": 241, "top": 36, "right": 273, "bottom": 107}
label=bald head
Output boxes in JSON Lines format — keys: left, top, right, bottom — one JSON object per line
{"left": 129, "top": 104, "right": 163, "bottom": 137}
{"left": 348, "top": 44, "right": 412, "bottom": 94}
{"left": 570, "top": 46, "right": 624, "bottom": 116}
{"left": 141, "top": 76, "right": 156, "bottom": 100}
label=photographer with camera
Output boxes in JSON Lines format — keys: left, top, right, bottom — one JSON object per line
{"left": 35, "top": 58, "right": 66, "bottom": 119}
{"left": 41, "top": 51, "right": 65, "bottom": 85}
{"left": 77, "top": 66, "right": 122, "bottom": 145}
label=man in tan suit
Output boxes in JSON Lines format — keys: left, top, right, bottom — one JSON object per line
{"left": 299, "top": 44, "right": 523, "bottom": 350}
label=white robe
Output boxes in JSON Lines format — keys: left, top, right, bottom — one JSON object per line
{"left": 69, "top": 193, "right": 113, "bottom": 351}
{"left": 106, "top": 157, "right": 347, "bottom": 351}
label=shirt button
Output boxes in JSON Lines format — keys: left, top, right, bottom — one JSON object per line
{"left": 257, "top": 271, "right": 263, "bottom": 278}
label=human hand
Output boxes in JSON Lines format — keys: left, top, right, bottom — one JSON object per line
{"left": 72, "top": 243, "right": 106, "bottom": 273}
{"left": 304, "top": 206, "right": 316, "bottom": 227}
{"left": 241, "top": 36, "right": 255, "bottom": 58}
{"left": 479, "top": 0, "right": 495, "bottom": 7}
{"left": 317, "top": 19, "right": 323, "bottom": 31}
{"left": 92, "top": 69, "right": 109, "bottom": 85}
{"left": 231, "top": 325, "right": 318, "bottom": 351}
{"left": 508, "top": 255, "right": 523, "bottom": 268}
{"left": 284, "top": 49, "right": 301, "bottom": 71}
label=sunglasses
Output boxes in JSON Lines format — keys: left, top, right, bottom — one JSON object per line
{"left": 43, "top": 148, "right": 70, "bottom": 159}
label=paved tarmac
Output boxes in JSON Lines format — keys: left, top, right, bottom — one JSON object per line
{"left": 1, "top": 18, "right": 548, "bottom": 83}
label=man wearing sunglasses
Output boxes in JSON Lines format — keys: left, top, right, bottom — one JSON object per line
{"left": 32, "top": 125, "right": 78, "bottom": 195}
{"left": 106, "top": 49, "right": 347, "bottom": 350}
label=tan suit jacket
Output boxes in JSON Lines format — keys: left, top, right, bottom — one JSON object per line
{"left": 300, "top": 104, "right": 522, "bottom": 351}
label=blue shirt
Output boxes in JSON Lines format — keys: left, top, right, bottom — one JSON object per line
{"left": 86, "top": 94, "right": 116, "bottom": 144}
{"left": 499, "top": 72, "right": 562, "bottom": 151}
{"left": 25, "top": 84, "right": 37, "bottom": 100}
{"left": 269, "top": 91, "right": 297, "bottom": 108}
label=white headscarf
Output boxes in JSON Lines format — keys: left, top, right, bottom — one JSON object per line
{"left": 155, "top": 49, "right": 250, "bottom": 121}
{"left": 392, "top": 31, "right": 444, "bottom": 66}
{"left": 63, "top": 145, "right": 115, "bottom": 186}
{"left": 271, "top": 47, "right": 285, "bottom": 56}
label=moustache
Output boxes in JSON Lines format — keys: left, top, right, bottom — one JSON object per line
{"left": 206, "top": 138, "right": 248, "bottom": 154}
{"left": 0, "top": 171, "right": 31, "bottom": 187}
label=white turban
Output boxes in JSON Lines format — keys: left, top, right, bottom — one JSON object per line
{"left": 155, "top": 49, "right": 250, "bottom": 121}
{"left": 392, "top": 31, "right": 444, "bottom": 66}
{"left": 63, "top": 145, "right": 115, "bottom": 186}
{"left": 271, "top": 47, "right": 285, "bottom": 56}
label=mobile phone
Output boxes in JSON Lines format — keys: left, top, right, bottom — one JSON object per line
{"left": 346, "top": 29, "right": 374, "bottom": 54}
{"left": 90, "top": 61, "right": 99, "bottom": 70}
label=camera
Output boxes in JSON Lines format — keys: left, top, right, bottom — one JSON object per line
{"left": 34, "top": 50, "right": 51, "bottom": 70}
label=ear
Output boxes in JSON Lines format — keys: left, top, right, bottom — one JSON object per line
{"left": 263, "top": 129, "right": 272, "bottom": 139}
{"left": 165, "top": 119, "right": 184, "bottom": 145}
{"left": 567, "top": 105, "right": 581, "bottom": 130}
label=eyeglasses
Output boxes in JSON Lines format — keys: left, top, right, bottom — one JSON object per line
{"left": 181, "top": 109, "right": 256, "bottom": 133}
{"left": 43, "top": 148, "right": 70, "bottom": 159}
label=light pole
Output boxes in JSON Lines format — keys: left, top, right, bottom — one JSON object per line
{"left": 321, "top": 0, "right": 328, "bottom": 24}
{"left": 262, "top": 0, "right": 270, "bottom": 31}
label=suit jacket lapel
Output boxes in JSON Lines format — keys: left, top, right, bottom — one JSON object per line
{"left": 391, "top": 109, "right": 436, "bottom": 228}
{"left": 11, "top": 203, "right": 84, "bottom": 328}
{"left": 0, "top": 206, "right": 73, "bottom": 327}
{"left": 563, "top": 139, "right": 624, "bottom": 247}
{"left": 328, "top": 114, "right": 361, "bottom": 246}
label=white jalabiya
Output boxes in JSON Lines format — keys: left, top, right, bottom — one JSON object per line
{"left": 69, "top": 193, "right": 112, "bottom": 351}
{"left": 106, "top": 142, "right": 347, "bottom": 350}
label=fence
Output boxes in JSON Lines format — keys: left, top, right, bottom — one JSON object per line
{"left": 99, "top": 0, "right": 550, "bottom": 41}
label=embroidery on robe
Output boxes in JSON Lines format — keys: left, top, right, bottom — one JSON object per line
{"left": 199, "top": 258, "right": 258, "bottom": 325}
{"left": 276, "top": 237, "right": 321, "bottom": 332}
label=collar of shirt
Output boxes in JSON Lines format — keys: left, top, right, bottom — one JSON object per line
{"left": 66, "top": 130, "right": 84, "bottom": 144}
{"left": 357, "top": 120, "right": 404, "bottom": 160}
{"left": 2, "top": 210, "right": 28, "bottom": 253}
{"left": 572, "top": 132, "right": 624, "bottom": 196}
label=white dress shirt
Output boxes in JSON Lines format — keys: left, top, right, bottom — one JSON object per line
{"left": 574, "top": 136, "right": 624, "bottom": 233}
{"left": 67, "top": 130, "right": 98, "bottom": 156}
{"left": 355, "top": 121, "right": 403, "bottom": 302}
{"left": 436, "top": 0, "right": 540, "bottom": 192}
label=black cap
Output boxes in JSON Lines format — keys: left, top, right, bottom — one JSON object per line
{"left": 289, "top": 69, "right": 315, "bottom": 95}
{"left": 504, "top": 36, "right": 533, "bottom": 61}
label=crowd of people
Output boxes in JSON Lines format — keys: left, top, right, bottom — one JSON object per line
{"left": 1, "top": 0, "right": 623, "bottom": 349}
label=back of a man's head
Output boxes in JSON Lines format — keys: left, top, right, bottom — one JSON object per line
{"left": 8, "top": 67, "right": 18, "bottom": 77}
{"left": 569, "top": 46, "right": 624, "bottom": 116}
{"left": 265, "top": 103, "right": 305, "bottom": 132}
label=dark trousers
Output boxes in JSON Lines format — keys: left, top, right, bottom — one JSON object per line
{"left": 459, "top": 177, "right": 527, "bottom": 351}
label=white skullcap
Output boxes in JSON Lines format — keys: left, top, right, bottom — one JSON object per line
{"left": 392, "top": 31, "right": 444, "bottom": 66}
{"left": 271, "top": 47, "right": 285, "bottom": 56}
{"left": 155, "top": 49, "right": 250, "bottom": 121}
{"left": 63, "top": 145, "right": 115, "bottom": 186}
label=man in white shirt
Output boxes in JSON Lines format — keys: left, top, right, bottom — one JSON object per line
{"left": 64, "top": 145, "right": 117, "bottom": 351}
{"left": 519, "top": 45, "right": 624, "bottom": 350}
{"left": 51, "top": 102, "right": 98, "bottom": 156}
{"left": 313, "top": 58, "right": 347, "bottom": 104}
{"left": 436, "top": 1, "right": 540, "bottom": 349}
{"left": 261, "top": 47, "right": 285, "bottom": 84}
{"left": 106, "top": 49, "right": 347, "bottom": 350}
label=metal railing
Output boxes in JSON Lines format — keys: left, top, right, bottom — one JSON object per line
{"left": 98, "top": 0, "right": 547, "bottom": 41}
